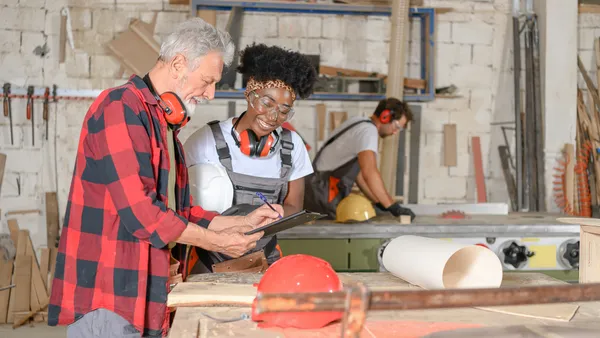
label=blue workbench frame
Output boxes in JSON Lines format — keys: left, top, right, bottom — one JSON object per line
{"left": 191, "top": 1, "right": 435, "bottom": 102}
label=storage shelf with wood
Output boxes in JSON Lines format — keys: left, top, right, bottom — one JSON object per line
{"left": 192, "top": 0, "right": 436, "bottom": 102}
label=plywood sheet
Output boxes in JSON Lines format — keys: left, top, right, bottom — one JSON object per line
{"left": 168, "top": 283, "right": 257, "bottom": 307}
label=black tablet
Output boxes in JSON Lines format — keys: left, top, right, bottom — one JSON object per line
{"left": 244, "top": 210, "right": 326, "bottom": 237}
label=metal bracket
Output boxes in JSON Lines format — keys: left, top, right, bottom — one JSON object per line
{"left": 340, "top": 282, "right": 370, "bottom": 338}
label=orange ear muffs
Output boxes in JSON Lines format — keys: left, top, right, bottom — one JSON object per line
{"left": 238, "top": 129, "right": 275, "bottom": 157}
{"left": 158, "top": 92, "right": 189, "bottom": 127}
{"left": 379, "top": 109, "right": 393, "bottom": 124}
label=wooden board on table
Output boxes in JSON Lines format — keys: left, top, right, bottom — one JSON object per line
{"left": 167, "top": 282, "right": 258, "bottom": 307}
{"left": 476, "top": 273, "right": 580, "bottom": 321}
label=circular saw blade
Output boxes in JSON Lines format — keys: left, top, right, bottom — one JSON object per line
{"left": 439, "top": 210, "right": 468, "bottom": 219}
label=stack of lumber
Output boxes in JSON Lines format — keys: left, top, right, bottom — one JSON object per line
{"left": 565, "top": 38, "right": 600, "bottom": 216}
{"left": 0, "top": 219, "right": 57, "bottom": 328}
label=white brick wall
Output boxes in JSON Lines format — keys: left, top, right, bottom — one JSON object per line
{"left": 0, "top": 0, "right": 593, "bottom": 251}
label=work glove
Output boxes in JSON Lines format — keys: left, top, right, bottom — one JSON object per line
{"left": 386, "top": 202, "right": 416, "bottom": 221}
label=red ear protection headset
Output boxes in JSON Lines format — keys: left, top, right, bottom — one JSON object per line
{"left": 231, "top": 111, "right": 280, "bottom": 158}
{"left": 378, "top": 109, "right": 396, "bottom": 124}
{"left": 143, "top": 74, "right": 190, "bottom": 128}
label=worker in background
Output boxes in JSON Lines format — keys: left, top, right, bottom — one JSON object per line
{"left": 183, "top": 43, "right": 317, "bottom": 272}
{"left": 48, "top": 18, "right": 282, "bottom": 338}
{"left": 304, "top": 97, "right": 416, "bottom": 221}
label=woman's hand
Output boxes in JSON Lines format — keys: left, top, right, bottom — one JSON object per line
{"left": 243, "top": 204, "right": 284, "bottom": 229}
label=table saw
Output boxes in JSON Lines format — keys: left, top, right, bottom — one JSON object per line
{"left": 275, "top": 212, "right": 580, "bottom": 282}
{"left": 168, "top": 272, "right": 600, "bottom": 338}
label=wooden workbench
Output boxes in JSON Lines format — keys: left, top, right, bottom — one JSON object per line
{"left": 168, "top": 272, "right": 600, "bottom": 337}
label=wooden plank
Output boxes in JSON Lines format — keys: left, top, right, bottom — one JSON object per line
{"left": 167, "top": 283, "right": 257, "bottom": 307}
{"left": 39, "top": 249, "right": 50, "bottom": 292}
{"left": 0, "top": 152, "right": 6, "bottom": 195}
{"left": 45, "top": 192, "right": 60, "bottom": 248}
{"left": 7, "top": 219, "right": 19, "bottom": 249}
{"left": 443, "top": 124, "right": 457, "bottom": 166}
{"left": 6, "top": 221, "right": 19, "bottom": 323}
{"left": 13, "top": 255, "right": 31, "bottom": 316}
{"left": 48, "top": 248, "right": 57, "bottom": 293}
{"left": 316, "top": 103, "right": 327, "bottom": 141}
{"left": 329, "top": 111, "right": 347, "bottom": 132}
{"left": 25, "top": 234, "right": 49, "bottom": 308}
{"left": 471, "top": 137, "right": 487, "bottom": 203}
{"left": 318, "top": 65, "right": 426, "bottom": 89}
{"left": 17, "top": 231, "right": 41, "bottom": 313}
{"left": 564, "top": 144, "right": 575, "bottom": 213}
{"left": 0, "top": 258, "right": 14, "bottom": 323}
{"left": 197, "top": 10, "right": 217, "bottom": 26}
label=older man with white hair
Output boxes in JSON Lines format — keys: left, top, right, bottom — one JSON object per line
{"left": 47, "top": 18, "right": 282, "bottom": 337}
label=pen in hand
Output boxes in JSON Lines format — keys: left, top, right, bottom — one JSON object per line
{"left": 256, "top": 192, "right": 283, "bottom": 219}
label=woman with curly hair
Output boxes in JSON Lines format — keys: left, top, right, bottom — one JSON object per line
{"left": 184, "top": 43, "right": 317, "bottom": 272}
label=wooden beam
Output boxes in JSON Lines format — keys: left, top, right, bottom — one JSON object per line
{"left": 379, "top": 0, "right": 411, "bottom": 196}
{"left": 472, "top": 136, "right": 487, "bottom": 203}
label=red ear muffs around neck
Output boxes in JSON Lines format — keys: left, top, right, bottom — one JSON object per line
{"left": 379, "top": 109, "right": 393, "bottom": 124}
{"left": 159, "top": 92, "right": 188, "bottom": 127}
{"left": 238, "top": 129, "right": 275, "bottom": 157}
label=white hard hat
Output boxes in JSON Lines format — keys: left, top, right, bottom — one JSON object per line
{"left": 188, "top": 163, "right": 234, "bottom": 213}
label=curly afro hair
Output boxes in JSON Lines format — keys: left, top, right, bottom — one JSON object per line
{"left": 237, "top": 43, "right": 317, "bottom": 99}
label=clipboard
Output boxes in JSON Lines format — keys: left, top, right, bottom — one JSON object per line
{"left": 244, "top": 210, "right": 326, "bottom": 237}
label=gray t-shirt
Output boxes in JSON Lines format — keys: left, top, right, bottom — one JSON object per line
{"left": 314, "top": 116, "right": 379, "bottom": 172}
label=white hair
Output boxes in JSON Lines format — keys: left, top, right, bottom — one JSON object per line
{"left": 159, "top": 18, "right": 235, "bottom": 70}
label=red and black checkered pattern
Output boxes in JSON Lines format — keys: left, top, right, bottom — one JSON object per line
{"left": 48, "top": 75, "right": 217, "bottom": 337}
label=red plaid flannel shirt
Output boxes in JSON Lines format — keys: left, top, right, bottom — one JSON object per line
{"left": 48, "top": 75, "right": 217, "bottom": 337}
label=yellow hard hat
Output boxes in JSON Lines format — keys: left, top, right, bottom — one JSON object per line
{"left": 336, "top": 193, "right": 376, "bottom": 223}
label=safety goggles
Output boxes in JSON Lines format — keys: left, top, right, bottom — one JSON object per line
{"left": 249, "top": 91, "right": 295, "bottom": 122}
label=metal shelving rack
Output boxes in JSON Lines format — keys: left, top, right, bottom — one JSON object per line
{"left": 191, "top": 0, "right": 435, "bottom": 102}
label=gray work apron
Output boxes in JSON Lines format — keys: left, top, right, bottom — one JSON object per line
{"left": 303, "top": 119, "right": 375, "bottom": 219}
{"left": 195, "top": 119, "right": 295, "bottom": 271}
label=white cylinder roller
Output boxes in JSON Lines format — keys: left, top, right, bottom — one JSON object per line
{"left": 382, "top": 235, "right": 503, "bottom": 290}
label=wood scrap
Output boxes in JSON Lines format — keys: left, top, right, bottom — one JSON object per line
{"left": 443, "top": 124, "right": 457, "bottom": 166}
{"left": 471, "top": 136, "right": 487, "bottom": 203}
{"left": 319, "top": 65, "right": 426, "bottom": 89}
{"left": 12, "top": 255, "right": 31, "bottom": 320}
{"left": 167, "top": 282, "right": 257, "bottom": 308}
{"left": 316, "top": 103, "right": 327, "bottom": 141}
{"left": 0, "top": 153, "right": 5, "bottom": 195}
{"left": 0, "top": 258, "right": 14, "bottom": 323}
{"left": 45, "top": 192, "right": 59, "bottom": 249}
{"left": 5, "top": 209, "right": 40, "bottom": 216}
{"left": 329, "top": 111, "right": 347, "bottom": 132}
{"left": 106, "top": 19, "right": 160, "bottom": 76}
{"left": 39, "top": 249, "right": 50, "bottom": 291}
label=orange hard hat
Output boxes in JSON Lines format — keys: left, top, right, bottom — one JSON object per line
{"left": 251, "top": 254, "right": 343, "bottom": 329}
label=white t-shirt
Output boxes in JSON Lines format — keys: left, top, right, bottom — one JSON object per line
{"left": 315, "top": 116, "right": 379, "bottom": 172}
{"left": 184, "top": 117, "right": 313, "bottom": 181}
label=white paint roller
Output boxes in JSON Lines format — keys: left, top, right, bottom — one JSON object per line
{"left": 382, "top": 235, "right": 503, "bottom": 290}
